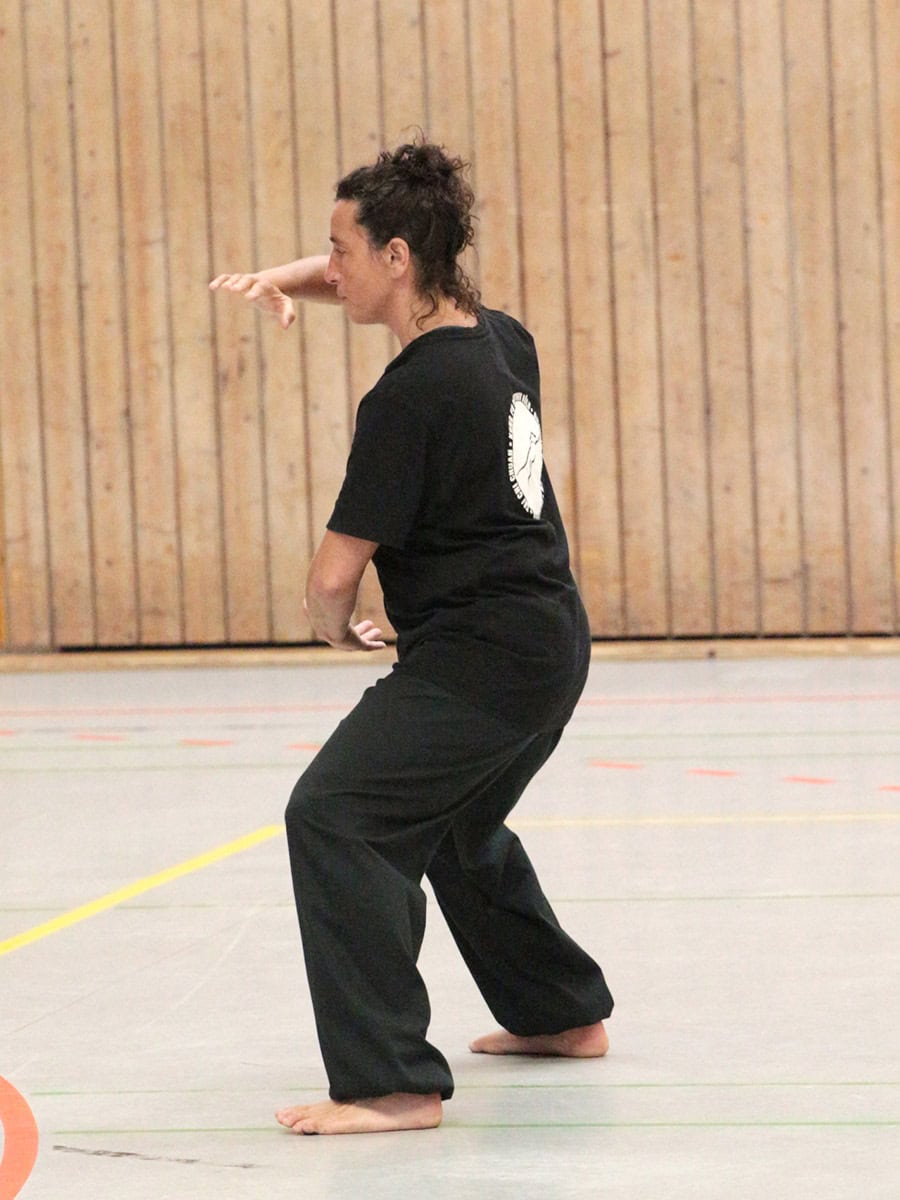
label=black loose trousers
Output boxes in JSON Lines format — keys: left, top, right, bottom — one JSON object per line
{"left": 285, "top": 668, "right": 614, "bottom": 1102}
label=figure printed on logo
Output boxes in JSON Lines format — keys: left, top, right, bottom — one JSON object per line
{"left": 507, "top": 392, "right": 544, "bottom": 518}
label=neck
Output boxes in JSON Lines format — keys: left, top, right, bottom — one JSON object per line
{"left": 391, "top": 294, "right": 478, "bottom": 348}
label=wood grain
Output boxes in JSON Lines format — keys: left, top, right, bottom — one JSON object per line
{"left": 2, "top": 0, "right": 896, "bottom": 649}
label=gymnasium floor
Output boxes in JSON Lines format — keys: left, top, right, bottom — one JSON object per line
{"left": 1, "top": 649, "right": 898, "bottom": 1199}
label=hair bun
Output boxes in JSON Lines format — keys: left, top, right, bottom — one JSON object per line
{"left": 393, "top": 141, "right": 455, "bottom": 183}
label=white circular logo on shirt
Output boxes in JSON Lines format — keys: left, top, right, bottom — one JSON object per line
{"left": 507, "top": 392, "right": 544, "bottom": 518}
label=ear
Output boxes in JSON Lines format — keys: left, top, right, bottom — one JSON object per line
{"left": 384, "top": 237, "right": 412, "bottom": 278}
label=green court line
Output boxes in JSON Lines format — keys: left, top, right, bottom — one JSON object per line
{"left": 3, "top": 754, "right": 899, "bottom": 778}
{"left": 2, "top": 730, "right": 897, "bottom": 752}
{"left": 10, "top": 723, "right": 893, "bottom": 738}
{"left": 450, "top": 1120, "right": 900, "bottom": 1129}
{"left": 458, "top": 1082, "right": 900, "bottom": 1092}
{"left": 552, "top": 892, "right": 900, "bottom": 902}
{"left": 511, "top": 813, "right": 900, "bottom": 827}
{"left": 4, "top": 890, "right": 897, "bottom": 916}
{"left": 34, "top": 1081, "right": 900, "bottom": 1097}
{"left": 50, "top": 1120, "right": 900, "bottom": 1133}
{"left": 3, "top": 746, "right": 900, "bottom": 759}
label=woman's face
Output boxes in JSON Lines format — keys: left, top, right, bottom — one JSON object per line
{"left": 325, "top": 200, "right": 397, "bottom": 326}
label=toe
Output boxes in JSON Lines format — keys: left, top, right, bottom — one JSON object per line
{"left": 276, "top": 1106, "right": 309, "bottom": 1130}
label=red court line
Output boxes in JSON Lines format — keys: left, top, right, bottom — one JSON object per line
{"left": 578, "top": 693, "right": 900, "bottom": 707}
{"left": 0, "top": 1076, "right": 39, "bottom": 1200}
{"left": 3, "top": 692, "right": 898, "bottom": 721}
{"left": 590, "top": 763, "right": 899, "bottom": 793}
{"left": 0, "top": 703, "right": 352, "bottom": 719}
{"left": 73, "top": 732, "right": 127, "bottom": 742}
{"left": 288, "top": 742, "right": 324, "bottom": 751}
{"left": 782, "top": 776, "right": 836, "bottom": 786}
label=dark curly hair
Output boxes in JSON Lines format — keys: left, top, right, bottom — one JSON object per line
{"left": 335, "top": 139, "right": 480, "bottom": 324}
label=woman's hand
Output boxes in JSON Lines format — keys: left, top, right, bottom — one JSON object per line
{"left": 209, "top": 272, "right": 296, "bottom": 330}
{"left": 336, "top": 620, "right": 387, "bottom": 652}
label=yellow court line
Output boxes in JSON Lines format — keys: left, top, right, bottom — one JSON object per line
{"left": 3, "top": 811, "right": 898, "bottom": 958}
{"left": 0, "top": 824, "right": 285, "bottom": 958}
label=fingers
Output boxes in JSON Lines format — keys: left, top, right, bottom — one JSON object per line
{"left": 352, "top": 620, "right": 387, "bottom": 651}
{"left": 208, "top": 272, "right": 259, "bottom": 294}
{"left": 208, "top": 273, "right": 273, "bottom": 303}
{"left": 209, "top": 273, "right": 296, "bottom": 329}
{"left": 354, "top": 620, "right": 385, "bottom": 638}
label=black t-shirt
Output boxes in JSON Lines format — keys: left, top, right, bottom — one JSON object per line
{"left": 327, "top": 307, "right": 590, "bottom": 732}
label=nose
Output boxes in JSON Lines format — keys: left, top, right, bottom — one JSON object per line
{"left": 324, "top": 251, "right": 340, "bottom": 286}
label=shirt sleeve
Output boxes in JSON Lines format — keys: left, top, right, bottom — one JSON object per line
{"left": 327, "top": 386, "right": 427, "bottom": 549}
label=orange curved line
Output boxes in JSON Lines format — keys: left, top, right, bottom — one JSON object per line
{"left": 0, "top": 1077, "right": 39, "bottom": 1200}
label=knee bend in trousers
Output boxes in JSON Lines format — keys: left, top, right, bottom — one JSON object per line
{"left": 286, "top": 765, "right": 377, "bottom": 845}
{"left": 285, "top": 772, "right": 340, "bottom": 842}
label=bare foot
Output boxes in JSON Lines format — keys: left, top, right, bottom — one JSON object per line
{"left": 469, "top": 1020, "right": 609, "bottom": 1058}
{"left": 275, "top": 1092, "right": 442, "bottom": 1135}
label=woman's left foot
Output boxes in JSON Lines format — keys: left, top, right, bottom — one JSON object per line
{"left": 275, "top": 1092, "right": 443, "bottom": 1135}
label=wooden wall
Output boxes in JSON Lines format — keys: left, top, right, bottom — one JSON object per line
{"left": 1, "top": 0, "right": 898, "bottom": 650}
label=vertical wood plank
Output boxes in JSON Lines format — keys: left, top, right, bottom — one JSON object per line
{"left": 378, "top": 0, "right": 433, "bottom": 400}
{"left": 113, "top": 0, "right": 183, "bottom": 645}
{"left": 558, "top": 0, "right": 623, "bottom": 635}
{"left": 510, "top": 1, "right": 574, "bottom": 534}
{"left": 604, "top": 0, "right": 668, "bottom": 635}
{"left": 290, "top": 0, "right": 351, "bottom": 562}
{"left": 739, "top": 0, "right": 804, "bottom": 633}
{"left": 334, "top": 0, "right": 392, "bottom": 631}
{"left": 247, "top": 0, "right": 311, "bottom": 643}
{"left": 784, "top": 0, "right": 847, "bottom": 632}
{"left": 422, "top": 0, "right": 477, "bottom": 303}
{"left": 467, "top": 0, "right": 521, "bottom": 315}
{"left": 158, "top": 0, "right": 226, "bottom": 643}
{"left": 204, "top": 0, "right": 270, "bottom": 642}
{"left": 875, "top": 0, "right": 900, "bottom": 629}
{"left": 334, "top": 0, "right": 389, "bottom": 401}
{"left": 647, "top": 0, "right": 712, "bottom": 636}
{"left": 379, "top": 0, "right": 427, "bottom": 144}
{"left": 24, "top": 0, "right": 95, "bottom": 646}
{"left": 829, "top": 0, "right": 894, "bottom": 631}
{"left": 0, "top": 0, "right": 51, "bottom": 648}
{"left": 693, "top": 0, "right": 758, "bottom": 633}
{"left": 422, "top": 0, "right": 472, "bottom": 156}
{"left": 70, "top": 0, "right": 138, "bottom": 645}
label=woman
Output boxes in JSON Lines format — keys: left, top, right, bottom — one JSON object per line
{"left": 210, "top": 141, "right": 613, "bottom": 1136}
